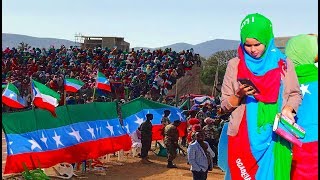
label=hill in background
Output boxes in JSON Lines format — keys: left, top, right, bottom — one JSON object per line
{"left": 2, "top": 33, "right": 290, "bottom": 59}
{"left": 2, "top": 33, "right": 79, "bottom": 49}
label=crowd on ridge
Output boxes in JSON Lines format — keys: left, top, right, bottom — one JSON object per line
{"left": 2, "top": 45, "right": 202, "bottom": 112}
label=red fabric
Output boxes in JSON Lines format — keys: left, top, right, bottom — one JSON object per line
{"left": 33, "top": 97, "right": 57, "bottom": 117}
{"left": 188, "top": 118, "right": 200, "bottom": 125}
{"left": 64, "top": 85, "right": 79, "bottom": 93}
{"left": 2, "top": 96, "right": 25, "bottom": 109}
{"left": 97, "top": 83, "right": 111, "bottom": 92}
{"left": 237, "top": 46, "right": 284, "bottom": 103}
{"left": 4, "top": 135, "right": 132, "bottom": 174}
{"left": 151, "top": 122, "right": 187, "bottom": 141}
{"left": 228, "top": 110, "right": 258, "bottom": 180}
{"left": 291, "top": 141, "right": 318, "bottom": 180}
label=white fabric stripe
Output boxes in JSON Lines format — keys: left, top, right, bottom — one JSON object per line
{"left": 33, "top": 87, "right": 59, "bottom": 107}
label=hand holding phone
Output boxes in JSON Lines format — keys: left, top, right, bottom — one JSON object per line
{"left": 237, "top": 78, "right": 260, "bottom": 95}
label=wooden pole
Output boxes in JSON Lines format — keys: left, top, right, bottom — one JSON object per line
{"left": 92, "top": 70, "right": 98, "bottom": 102}
{"left": 175, "top": 78, "right": 179, "bottom": 107}
{"left": 30, "top": 77, "right": 34, "bottom": 109}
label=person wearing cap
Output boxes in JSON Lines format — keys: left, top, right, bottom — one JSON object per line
{"left": 187, "top": 131, "right": 215, "bottom": 180}
{"left": 164, "top": 120, "right": 181, "bottom": 168}
{"left": 202, "top": 117, "right": 220, "bottom": 166}
{"left": 139, "top": 113, "right": 153, "bottom": 164}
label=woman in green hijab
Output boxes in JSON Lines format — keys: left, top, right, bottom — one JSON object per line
{"left": 218, "top": 13, "right": 302, "bottom": 180}
{"left": 285, "top": 34, "right": 318, "bottom": 180}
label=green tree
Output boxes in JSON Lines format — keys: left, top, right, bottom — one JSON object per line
{"left": 201, "top": 49, "right": 237, "bottom": 86}
{"left": 17, "top": 42, "right": 31, "bottom": 51}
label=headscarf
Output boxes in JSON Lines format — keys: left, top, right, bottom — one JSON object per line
{"left": 240, "top": 13, "right": 286, "bottom": 76}
{"left": 285, "top": 34, "right": 318, "bottom": 67}
{"left": 285, "top": 34, "right": 318, "bottom": 84}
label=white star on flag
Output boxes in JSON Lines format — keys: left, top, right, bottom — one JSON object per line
{"left": 53, "top": 131, "right": 64, "bottom": 148}
{"left": 40, "top": 132, "right": 48, "bottom": 148}
{"left": 87, "top": 124, "right": 96, "bottom": 139}
{"left": 68, "top": 127, "right": 83, "bottom": 142}
{"left": 106, "top": 122, "right": 114, "bottom": 135}
{"left": 134, "top": 115, "right": 144, "bottom": 125}
{"left": 176, "top": 110, "right": 183, "bottom": 120}
{"left": 104, "top": 80, "right": 109, "bottom": 84}
{"left": 96, "top": 125, "right": 100, "bottom": 135}
{"left": 9, "top": 141, "right": 13, "bottom": 154}
{"left": 28, "top": 138, "right": 42, "bottom": 151}
{"left": 124, "top": 123, "right": 130, "bottom": 133}
{"left": 9, "top": 93, "right": 15, "bottom": 98}
{"left": 300, "top": 84, "right": 311, "bottom": 97}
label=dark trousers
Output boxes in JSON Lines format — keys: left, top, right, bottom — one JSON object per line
{"left": 192, "top": 170, "right": 208, "bottom": 180}
{"left": 141, "top": 139, "right": 151, "bottom": 158}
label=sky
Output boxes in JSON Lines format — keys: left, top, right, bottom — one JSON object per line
{"left": 2, "top": 0, "right": 318, "bottom": 48}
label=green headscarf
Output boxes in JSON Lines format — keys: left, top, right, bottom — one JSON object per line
{"left": 285, "top": 34, "right": 318, "bottom": 67}
{"left": 240, "top": 13, "right": 274, "bottom": 47}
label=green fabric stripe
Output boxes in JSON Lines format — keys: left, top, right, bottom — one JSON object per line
{"left": 2, "top": 102, "right": 118, "bottom": 134}
{"left": 295, "top": 64, "right": 318, "bottom": 84}
{"left": 281, "top": 118, "right": 305, "bottom": 138}
{"left": 257, "top": 101, "right": 278, "bottom": 132}
{"left": 32, "top": 80, "right": 61, "bottom": 100}
{"left": 65, "top": 78, "right": 85, "bottom": 86}
{"left": 98, "top": 72, "right": 106, "bottom": 78}
{"left": 273, "top": 135, "right": 292, "bottom": 180}
{"left": 121, "top": 97, "right": 177, "bottom": 119}
{"left": 7, "top": 83, "right": 20, "bottom": 95}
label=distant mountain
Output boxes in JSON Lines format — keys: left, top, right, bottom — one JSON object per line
{"left": 134, "top": 39, "right": 240, "bottom": 58}
{"left": 4, "top": 33, "right": 289, "bottom": 59}
{"left": 2, "top": 33, "right": 79, "bottom": 49}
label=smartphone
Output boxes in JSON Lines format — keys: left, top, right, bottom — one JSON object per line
{"left": 237, "top": 78, "right": 260, "bottom": 93}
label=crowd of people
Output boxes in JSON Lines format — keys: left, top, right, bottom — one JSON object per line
{"left": 2, "top": 44, "right": 201, "bottom": 112}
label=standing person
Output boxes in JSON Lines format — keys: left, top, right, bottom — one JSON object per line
{"left": 202, "top": 117, "right": 219, "bottom": 166}
{"left": 140, "top": 113, "right": 153, "bottom": 164}
{"left": 220, "top": 13, "right": 302, "bottom": 179}
{"left": 164, "top": 120, "right": 181, "bottom": 168}
{"left": 160, "top": 110, "right": 171, "bottom": 137}
{"left": 187, "top": 131, "right": 215, "bottom": 180}
{"left": 285, "top": 34, "right": 318, "bottom": 180}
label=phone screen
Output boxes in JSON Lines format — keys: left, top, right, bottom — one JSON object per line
{"left": 237, "top": 78, "right": 260, "bottom": 93}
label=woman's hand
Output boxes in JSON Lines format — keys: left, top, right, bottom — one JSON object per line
{"left": 281, "top": 105, "right": 295, "bottom": 123}
{"left": 235, "top": 84, "right": 257, "bottom": 98}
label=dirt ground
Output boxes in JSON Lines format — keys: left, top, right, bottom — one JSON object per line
{"left": 65, "top": 152, "right": 226, "bottom": 180}
{"left": 3, "top": 147, "right": 225, "bottom": 180}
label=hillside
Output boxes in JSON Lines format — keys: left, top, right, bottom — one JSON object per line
{"left": 2, "top": 33, "right": 239, "bottom": 58}
{"left": 2, "top": 33, "right": 79, "bottom": 49}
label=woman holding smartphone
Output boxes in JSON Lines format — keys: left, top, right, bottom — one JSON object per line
{"left": 219, "top": 13, "right": 302, "bottom": 180}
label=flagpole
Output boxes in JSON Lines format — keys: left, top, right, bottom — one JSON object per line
{"left": 64, "top": 77, "right": 67, "bottom": 105}
{"left": 92, "top": 70, "right": 98, "bottom": 102}
{"left": 30, "top": 76, "right": 34, "bottom": 110}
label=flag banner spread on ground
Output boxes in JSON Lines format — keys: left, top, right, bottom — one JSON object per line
{"left": 2, "top": 102, "right": 132, "bottom": 174}
{"left": 193, "top": 96, "right": 215, "bottom": 105}
{"left": 2, "top": 83, "right": 26, "bottom": 109}
{"left": 32, "top": 80, "right": 60, "bottom": 116}
{"left": 121, "top": 97, "right": 187, "bottom": 140}
{"left": 64, "top": 78, "right": 85, "bottom": 93}
{"left": 96, "top": 72, "right": 111, "bottom": 92}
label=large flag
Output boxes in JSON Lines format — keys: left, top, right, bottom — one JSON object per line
{"left": 64, "top": 78, "right": 85, "bottom": 93}
{"left": 96, "top": 72, "right": 111, "bottom": 92}
{"left": 2, "top": 83, "right": 26, "bottom": 109}
{"left": 32, "top": 80, "right": 60, "bottom": 117}
{"left": 2, "top": 102, "right": 132, "bottom": 174}
{"left": 121, "top": 97, "right": 187, "bottom": 140}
